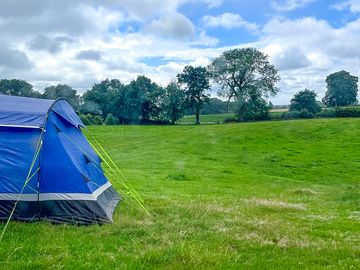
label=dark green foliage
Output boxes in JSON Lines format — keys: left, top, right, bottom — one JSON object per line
{"left": 79, "top": 100, "right": 101, "bottom": 115}
{"left": 43, "top": 84, "right": 80, "bottom": 110}
{"left": 281, "top": 111, "right": 301, "bottom": 120}
{"left": 223, "top": 117, "right": 237, "bottom": 123}
{"left": 208, "top": 48, "right": 280, "bottom": 121}
{"left": 334, "top": 106, "right": 360, "bottom": 117}
{"left": 79, "top": 114, "right": 91, "bottom": 125}
{"left": 278, "top": 110, "right": 314, "bottom": 120}
{"left": 323, "top": 70, "right": 358, "bottom": 107}
{"left": 121, "top": 76, "right": 164, "bottom": 123}
{"left": 82, "top": 79, "right": 124, "bottom": 118}
{"left": 315, "top": 109, "right": 337, "bottom": 118}
{"left": 200, "top": 98, "right": 234, "bottom": 115}
{"left": 91, "top": 115, "right": 103, "bottom": 125}
{"left": 80, "top": 76, "right": 166, "bottom": 124}
{"left": 177, "top": 65, "right": 211, "bottom": 124}
{"left": 290, "top": 89, "right": 321, "bottom": 114}
{"left": 104, "top": 114, "right": 118, "bottom": 125}
{"left": 79, "top": 114, "right": 103, "bottom": 125}
{"left": 163, "top": 82, "right": 186, "bottom": 124}
{"left": 299, "top": 109, "right": 315, "bottom": 118}
{"left": 235, "top": 92, "right": 270, "bottom": 121}
{"left": 0, "top": 79, "right": 41, "bottom": 97}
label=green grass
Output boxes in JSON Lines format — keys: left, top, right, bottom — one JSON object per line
{"left": 1, "top": 118, "right": 360, "bottom": 269}
{"left": 177, "top": 113, "right": 235, "bottom": 124}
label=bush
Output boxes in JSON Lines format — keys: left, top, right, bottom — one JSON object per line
{"left": 104, "top": 114, "right": 118, "bottom": 125}
{"left": 269, "top": 112, "right": 283, "bottom": 121}
{"left": 235, "top": 95, "right": 270, "bottom": 122}
{"left": 223, "top": 117, "right": 238, "bottom": 123}
{"left": 289, "top": 89, "right": 321, "bottom": 114}
{"left": 92, "top": 115, "right": 103, "bottom": 125}
{"left": 79, "top": 114, "right": 91, "bottom": 125}
{"left": 316, "top": 108, "right": 336, "bottom": 118}
{"left": 299, "top": 109, "right": 315, "bottom": 118}
{"left": 79, "top": 114, "right": 103, "bottom": 125}
{"left": 335, "top": 106, "right": 360, "bottom": 117}
{"left": 281, "top": 111, "right": 301, "bottom": 120}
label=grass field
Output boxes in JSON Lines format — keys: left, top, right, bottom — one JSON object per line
{"left": 177, "top": 113, "right": 235, "bottom": 124}
{"left": 1, "top": 118, "right": 360, "bottom": 269}
{"left": 178, "top": 111, "right": 288, "bottom": 124}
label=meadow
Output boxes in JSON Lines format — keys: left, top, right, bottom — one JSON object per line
{"left": 0, "top": 118, "right": 359, "bottom": 269}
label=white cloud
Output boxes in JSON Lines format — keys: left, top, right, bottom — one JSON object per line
{"left": 271, "top": 0, "right": 315, "bottom": 12}
{"left": 197, "top": 0, "right": 223, "bottom": 8}
{"left": 202, "top": 13, "right": 258, "bottom": 32}
{"left": 116, "top": 0, "right": 223, "bottom": 20}
{"left": 143, "top": 13, "right": 196, "bottom": 40}
{"left": 0, "top": 0, "right": 360, "bottom": 106}
{"left": 260, "top": 17, "right": 360, "bottom": 103}
{"left": 331, "top": 0, "right": 360, "bottom": 13}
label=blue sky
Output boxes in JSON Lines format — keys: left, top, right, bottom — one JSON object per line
{"left": 0, "top": 0, "right": 359, "bottom": 104}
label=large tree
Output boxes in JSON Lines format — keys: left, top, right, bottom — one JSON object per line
{"left": 208, "top": 48, "right": 280, "bottom": 121}
{"left": 82, "top": 79, "right": 124, "bottom": 118}
{"left": 163, "top": 82, "right": 186, "bottom": 124}
{"left": 323, "top": 70, "right": 358, "bottom": 107}
{"left": 43, "top": 84, "right": 80, "bottom": 109}
{"left": 121, "top": 76, "right": 164, "bottom": 123}
{"left": 177, "top": 65, "right": 210, "bottom": 124}
{"left": 0, "top": 79, "right": 41, "bottom": 97}
{"left": 290, "top": 89, "right": 321, "bottom": 114}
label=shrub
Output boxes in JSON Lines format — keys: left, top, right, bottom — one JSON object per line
{"left": 92, "top": 115, "right": 103, "bottom": 125}
{"left": 223, "top": 117, "right": 238, "bottom": 123}
{"left": 79, "top": 114, "right": 91, "bottom": 125}
{"left": 269, "top": 112, "right": 284, "bottom": 121}
{"left": 299, "top": 109, "right": 315, "bottom": 118}
{"left": 289, "top": 89, "right": 321, "bottom": 114}
{"left": 316, "top": 108, "right": 336, "bottom": 118}
{"left": 281, "top": 111, "right": 301, "bottom": 120}
{"left": 335, "top": 106, "right": 360, "bottom": 117}
{"left": 104, "top": 114, "right": 118, "bottom": 125}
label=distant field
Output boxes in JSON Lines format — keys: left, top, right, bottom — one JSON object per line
{"left": 270, "top": 108, "right": 289, "bottom": 112}
{"left": 1, "top": 119, "right": 359, "bottom": 269}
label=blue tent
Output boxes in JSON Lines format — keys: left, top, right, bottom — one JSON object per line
{"left": 0, "top": 95, "right": 120, "bottom": 224}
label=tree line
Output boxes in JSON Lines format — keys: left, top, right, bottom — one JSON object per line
{"left": 288, "top": 70, "right": 358, "bottom": 117}
{"left": 0, "top": 48, "right": 358, "bottom": 125}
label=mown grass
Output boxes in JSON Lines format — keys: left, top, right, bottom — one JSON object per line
{"left": 1, "top": 118, "right": 360, "bottom": 269}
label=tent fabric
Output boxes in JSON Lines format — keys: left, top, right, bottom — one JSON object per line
{"left": 0, "top": 95, "right": 84, "bottom": 128}
{"left": 0, "top": 94, "right": 120, "bottom": 224}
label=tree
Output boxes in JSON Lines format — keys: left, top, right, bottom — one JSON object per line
{"left": 208, "top": 48, "right": 280, "bottom": 121}
{"left": 43, "top": 84, "right": 80, "bottom": 109}
{"left": 235, "top": 91, "right": 270, "bottom": 121}
{"left": 0, "top": 79, "right": 41, "bottom": 97}
{"left": 201, "top": 98, "right": 233, "bottom": 115}
{"left": 177, "top": 66, "right": 210, "bottom": 124}
{"left": 163, "top": 82, "right": 186, "bottom": 124}
{"left": 290, "top": 89, "right": 321, "bottom": 114}
{"left": 82, "top": 79, "right": 124, "bottom": 118}
{"left": 323, "top": 70, "right": 358, "bottom": 107}
{"left": 104, "top": 113, "right": 118, "bottom": 125}
{"left": 120, "top": 76, "right": 164, "bottom": 123}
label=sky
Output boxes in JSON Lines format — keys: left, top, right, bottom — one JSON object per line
{"left": 0, "top": 0, "right": 360, "bottom": 104}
